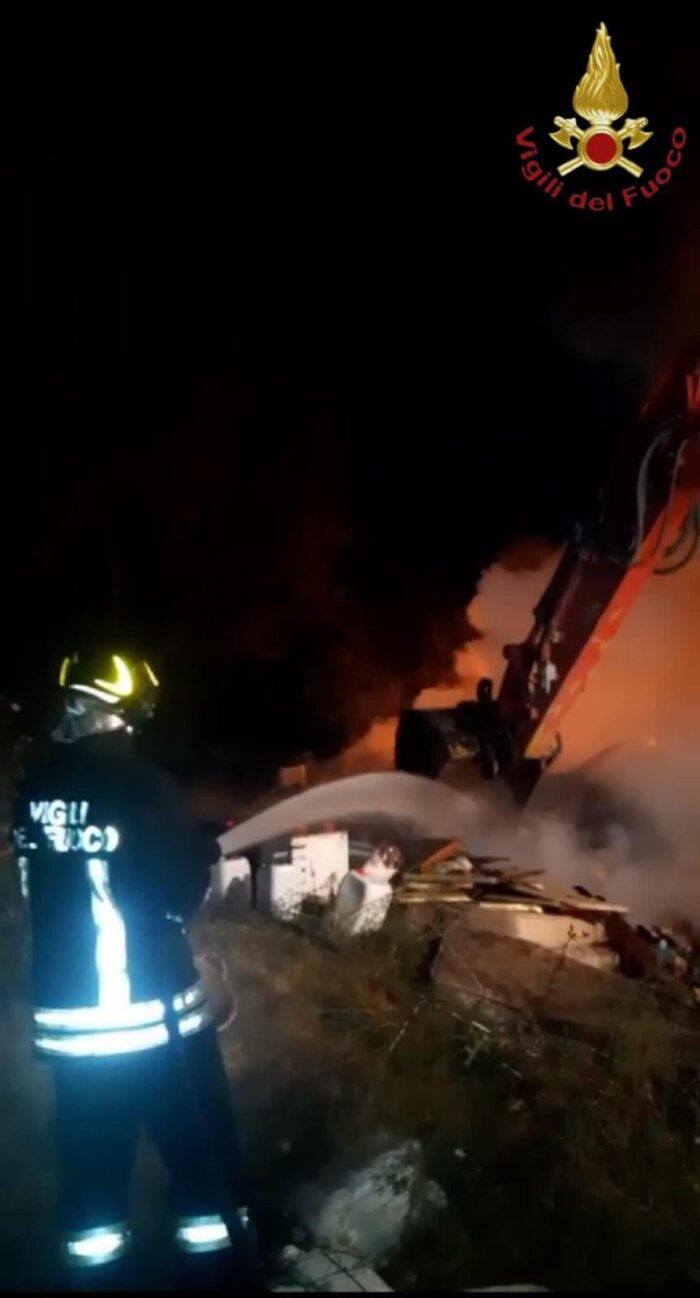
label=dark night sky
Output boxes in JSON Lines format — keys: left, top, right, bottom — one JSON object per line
{"left": 2, "top": 14, "right": 699, "bottom": 777}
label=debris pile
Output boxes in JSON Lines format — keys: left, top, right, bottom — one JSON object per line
{"left": 273, "top": 1245, "right": 393, "bottom": 1293}
{"left": 394, "top": 845, "right": 626, "bottom": 972}
{"left": 330, "top": 845, "right": 402, "bottom": 937}
{"left": 608, "top": 912, "right": 700, "bottom": 994}
{"left": 388, "top": 839, "right": 700, "bottom": 998}
{"left": 214, "top": 818, "right": 700, "bottom": 1002}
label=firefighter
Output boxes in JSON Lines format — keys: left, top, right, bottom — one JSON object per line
{"left": 12, "top": 650, "right": 262, "bottom": 1289}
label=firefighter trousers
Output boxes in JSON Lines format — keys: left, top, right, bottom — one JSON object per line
{"left": 50, "top": 1025, "right": 248, "bottom": 1280}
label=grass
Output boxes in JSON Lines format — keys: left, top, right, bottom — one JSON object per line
{"left": 2, "top": 823, "right": 700, "bottom": 1290}
{"left": 195, "top": 902, "right": 700, "bottom": 1292}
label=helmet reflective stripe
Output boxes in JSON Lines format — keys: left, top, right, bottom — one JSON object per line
{"left": 174, "top": 1215, "right": 231, "bottom": 1254}
{"left": 144, "top": 661, "right": 159, "bottom": 687}
{"left": 94, "top": 655, "right": 134, "bottom": 699}
{"left": 69, "top": 682, "right": 121, "bottom": 705}
{"left": 63, "top": 1224, "right": 130, "bottom": 1267}
{"left": 59, "top": 652, "right": 159, "bottom": 700}
{"left": 88, "top": 859, "right": 131, "bottom": 1010}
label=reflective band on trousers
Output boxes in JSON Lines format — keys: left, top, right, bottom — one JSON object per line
{"left": 34, "top": 982, "right": 206, "bottom": 1033}
{"left": 175, "top": 1214, "right": 232, "bottom": 1254}
{"left": 37, "top": 1021, "right": 169, "bottom": 1057}
{"left": 63, "top": 1223, "right": 130, "bottom": 1267}
{"left": 34, "top": 998, "right": 166, "bottom": 1033}
{"left": 173, "top": 983, "right": 206, "bottom": 1014}
{"left": 33, "top": 984, "right": 213, "bottom": 1057}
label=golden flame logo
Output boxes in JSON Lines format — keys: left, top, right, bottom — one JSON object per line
{"left": 551, "top": 23, "right": 652, "bottom": 177}
{"left": 573, "top": 22, "right": 628, "bottom": 124}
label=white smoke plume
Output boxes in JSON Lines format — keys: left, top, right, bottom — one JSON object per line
{"left": 235, "top": 540, "right": 700, "bottom": 929}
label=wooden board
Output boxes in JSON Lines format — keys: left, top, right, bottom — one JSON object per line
{"left": 416, "top": 839, "right": 465, "bottom": 875}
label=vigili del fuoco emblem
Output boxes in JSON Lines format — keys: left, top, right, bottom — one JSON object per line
{"left": 550, "top": 22, "right": 652, "bottom": 178}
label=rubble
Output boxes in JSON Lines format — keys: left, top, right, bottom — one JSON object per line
{"left": 257, "top": 832, "right": 350, "bottom": 919}
{"left": 330, "top": 845, "right": 402, "bottom": 937}
{"left": 394, "top": 843, "right": 700, "bottom": 993}
{"left": 213, "top": 810, "right": 700, "bottom": 1004}
{"left": 293, "top": 1141, "right": 445, "bottom": 1264}
{"left": 273, "top": 1245, "right": 392, "bottom": 1292}
{"left": 395, "top": 851, "right": 629, "bottom": 971}
{"left": 458, "top": 910, "right": 617, "bottom": 972}
{"left": 464, "top": 1288, "right": 549, "bottom": 1293}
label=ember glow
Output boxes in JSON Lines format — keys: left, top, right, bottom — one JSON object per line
{"left": 323, "top": 541, "right": 561, "bottom": 776}
{"left": 325, "top": 530, "right": 700, "bottom": 929}
{"left": 406, "top": 533, "right": 700, "bottom": 776}
{"left": 551, "top": 548, "right": 700, "bottom": 769}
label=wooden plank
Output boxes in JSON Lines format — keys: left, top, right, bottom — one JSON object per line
{"left": 395, "top": 893, "right": 475, "bottom": 905}
{"left": 416, "top": 839, "right": 464, "bottom": 875}
{"left": 466, "top": 901, "right": 545, "bottom": 913}
{"left": 401, "top": 876, "right": 473, "bottom": 890}
{"left": 495, "top": 869, "right": 545, "bottom": 886}
{"left": 504, "top": 879, "right": 629, "bottom": 914}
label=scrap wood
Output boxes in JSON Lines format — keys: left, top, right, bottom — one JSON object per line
{"left": 401, "top": 875, "right": 473, "bottom": 890}
{"left": 468, "top": 901, "right": 545, "bottom": 913}
{"left": 472, "top": 878, "right": 546, "bottom": 899}
{"left": 397, "top": 891, "right": 473, "bottom": 904}
{"left": 396, "top": 892, "right": 475, "bottom": 905}
{"left": 432, "top": 857, "right": 474, "bottom": 877}
{"left": 416, "top": 839, "right": 464, "bottom": 874}
{"left": 573, "top": 884, "right": 606, "bottom": 900}
{"left": 549, "top": 895, "right": 628, "bottom": 916}
{"left": 504, "top": 878, "right": 628, "bottom": 915}
{"left": 496, "top": 870, "right": 545, "bottom": 889}
{"left": 400, "top": 857, "right": 628, "bottom": 924}
{"left": 395, "top": 891, "right": 546, "bottom": 911}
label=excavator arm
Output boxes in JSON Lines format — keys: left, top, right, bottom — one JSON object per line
{"left": 395, "top": 349, "right": 700, "bottom": 803}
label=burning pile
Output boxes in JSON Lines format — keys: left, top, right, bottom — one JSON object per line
{"left": 395, "top": 844, "right": 625, "bottom": 972}
{"left": 393, "top": 839, "right": 700, "bottom": 1000}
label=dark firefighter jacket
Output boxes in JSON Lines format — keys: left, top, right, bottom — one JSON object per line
{"left": 12, "top": 732, "right": 218, "bottom": 1060}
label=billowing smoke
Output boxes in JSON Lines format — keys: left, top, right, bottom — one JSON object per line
{"left": 486, "top": 541, "right": 700, "bottom": 926}
{"left": 532, "top": 551, "right": 700, "bottom": 925}
{"left": 465, "top": 537, "right": 700, "bottom": 927}
{"left": 307, "top": 534, "right": 700, "bottom": 927}
{"left": 317, "top": 539, "right": 561, "bottom": 776}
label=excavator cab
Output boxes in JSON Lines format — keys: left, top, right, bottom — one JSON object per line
{"left": 397, "top": 676, "right": 511, "bottom": 778}
{"left": 395, "top": 675, "right": 546, "bottom": 802}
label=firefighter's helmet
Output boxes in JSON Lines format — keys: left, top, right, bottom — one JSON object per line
{"left": 58, "top": 650, "right": 160, "bottom": 724}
